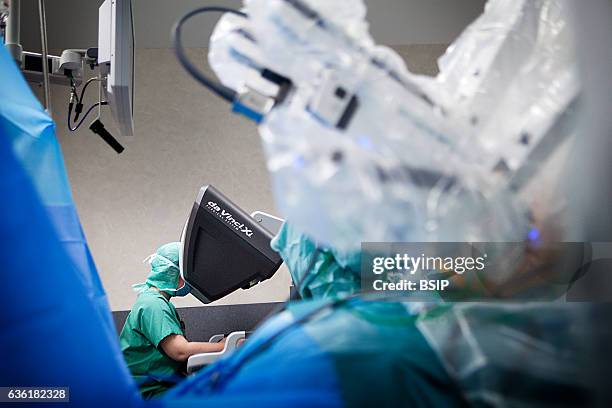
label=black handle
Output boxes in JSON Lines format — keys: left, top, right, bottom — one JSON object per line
{"left": 89, "top": 119, "right": 125, "bottom": 154}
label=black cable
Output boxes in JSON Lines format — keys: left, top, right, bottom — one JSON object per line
{"left": 78, "top": 77, "right": 99, "bottom": 103}
{"left": 68, "top": 101, "right": 108, "bottom": 132}
{"left": 74, "top": 77, "right": 101, "bottom": 120}
{"left": 172, "top": 6, "right": 246, "bottom": 102}
{"left": 68, "top": 75, "right": 77, "bottom": 95}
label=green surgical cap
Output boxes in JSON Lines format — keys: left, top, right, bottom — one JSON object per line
{"left": 133, "top": 242, "right": 182, "bottom": 294}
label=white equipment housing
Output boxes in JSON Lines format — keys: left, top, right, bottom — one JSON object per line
{"left": 98, "top": 0, "right": 135, "bottom": 136}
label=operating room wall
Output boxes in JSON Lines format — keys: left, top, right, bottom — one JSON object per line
{"left": 41, "top": 45, "right": 446, "bottom": 311}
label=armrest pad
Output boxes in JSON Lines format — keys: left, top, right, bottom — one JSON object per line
{"left": 208, "top": 334, "right": 225, "bottom": 343}
{"left": 187, "top": 331, "right": 246, "bottom": 374}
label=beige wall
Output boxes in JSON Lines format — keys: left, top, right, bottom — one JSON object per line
{"left": 45, "top": 45, "right": 446, "bottom": 310}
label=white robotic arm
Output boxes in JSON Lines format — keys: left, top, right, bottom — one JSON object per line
{"left": 177, "top": 0, "right": 579, "bottom": 250}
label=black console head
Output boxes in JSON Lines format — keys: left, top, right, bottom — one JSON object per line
{"left": 180, "top": 185, "right": 283, "bottom": 303}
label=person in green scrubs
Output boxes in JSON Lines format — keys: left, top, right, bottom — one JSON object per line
{"left": 120, "top": 242, "right": 225, "bottom": 399}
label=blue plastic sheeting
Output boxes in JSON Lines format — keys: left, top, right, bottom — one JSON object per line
{"left": 166, "top": 300, "right": 343, "bottom": 408}
{"left": 0, "top": 42, "right": 114, "bottom": 338}
{"left": 0, "top": 43, "right": 140, "bottom": 407}
{"left": 166, "top": 296, "right": 461, "bottom": 408}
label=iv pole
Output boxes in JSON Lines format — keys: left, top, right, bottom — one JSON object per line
{"left": 38, "top": 0, "right": 51, "bottom": 112}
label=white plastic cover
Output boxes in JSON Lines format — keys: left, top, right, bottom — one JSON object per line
{"left": 209, "top": 0, "right": 579, "bottom": 251}
{"left": 416, "top": 302, "right": 591, "bottom": 406}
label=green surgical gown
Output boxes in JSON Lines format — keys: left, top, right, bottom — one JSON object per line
{"left": 120, "top": 288, "right": 185, "bottom": 398}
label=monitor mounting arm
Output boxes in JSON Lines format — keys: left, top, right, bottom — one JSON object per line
{"left": 2, "top": 0, "right": 99, "bottom": 96}
{"left": 2, "top": 0, "right": 123, "bottom": 153}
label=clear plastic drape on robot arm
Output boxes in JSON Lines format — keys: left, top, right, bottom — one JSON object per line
{"left": 209, "top": 13, "right": 280, "bottom": 97}
{"left": 415, "top": 302, "right": 592, "bottom": 406}
{"left": 205, "top": 2, "right": 591, "bottom": 403}
{"left": 209, "top": 0, "right": 578, "bottom": 251}
{"left": 433, "top": 0, "right": 580, "bottom": 177}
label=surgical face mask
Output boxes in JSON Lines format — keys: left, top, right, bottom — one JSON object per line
{"left": 174, "top": 282, "right": 191, "bottom": 297}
